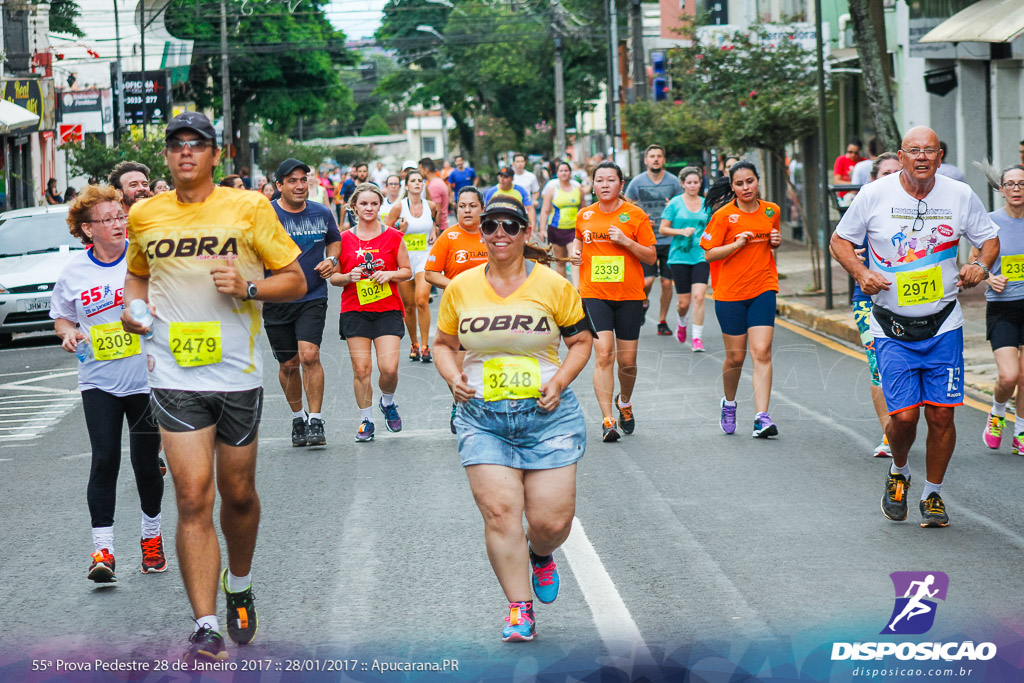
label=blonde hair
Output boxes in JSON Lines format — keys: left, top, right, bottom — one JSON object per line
{"left": 347, "top": 182, "right": 385, "bottom": 220}
{"left": 67, "top": 185, "right": 121, "bottom": 244}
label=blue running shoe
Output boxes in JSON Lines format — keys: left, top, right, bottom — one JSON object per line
{"left": 355, "top": 419, "right": 375, "bottom": 442}
{"left": 530, "top": 555, "right": 559, "bottom": 604}
{"left": 752, "top": 411, "right": 778, "bottom": 438}
{"left": 501, "top": 602, "right": 536, "bottom": 642}
{"left": 720, "top": 399, "right": 737, "bottom": 435}
{"left": 378, "top": 399, "right": 403, "bottom": 433}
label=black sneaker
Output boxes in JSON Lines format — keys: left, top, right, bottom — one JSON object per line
{"left": 306, "top": 418, "right": 326, "bottom": 447}
{"left": 657, "top": 321, "right": 672, "bottom": 336}
{"left": 291, "top": 417, "right": 308, "bottom": 447}
{"left": 919, "top": 492, "right": 950, "bottom": 528}
{"left": 615, "top": 395, "right": 635, "bottom": 435}
{"left": 184, "top": 626, "right": 228, "bottom": 663}
{"left": 602, "top": 418, "right": 621, "bottom": 443}
{"left": 221, "top": 569, "right": 258, "bottom": 645}
{"left": 881, "top": 470, "right": 911, "bottom": 521}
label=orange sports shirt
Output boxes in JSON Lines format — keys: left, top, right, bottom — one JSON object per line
{"left": 574, "top": 201, "right": 655, "bottom": 301}
{"left": 700, "top": 199, "right": 780, "bottom": 302}
{"left": 425, "top": 225, "right": 488, "bottom": 279}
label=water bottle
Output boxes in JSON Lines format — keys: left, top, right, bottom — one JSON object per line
{"left": 129, "top": 299, "right": 155, "bottom": 340}
{"left": 75, "top": 338, "right": 93, "bottom": 364}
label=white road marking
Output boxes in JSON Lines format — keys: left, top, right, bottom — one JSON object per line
{"left": 0, "top": 375, "right": 81, "bottom": 441}
{"left": 561, "top": 516, "right": 654, "bottom": 664}
{"left": 60, "top": 452, "right": 92, "bottom": 460}
{"left": 773, "top": 390, "right": 875, "bottom": 451}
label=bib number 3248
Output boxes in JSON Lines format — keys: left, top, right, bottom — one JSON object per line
{"left": 482, "top": 356, "right": 542, "bottom": 402}
{"left": 896, "top": 266, "right": 943, "bottom": 307}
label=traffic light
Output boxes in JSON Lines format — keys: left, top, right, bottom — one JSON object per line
{"left": 651, "top": 51, "right": 667, "bottom": 101}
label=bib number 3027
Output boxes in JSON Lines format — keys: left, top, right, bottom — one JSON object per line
{"left": 356, "top": 279, "right": 393, "bottom": 305}
{"left": 1002, "top": 254, "right": 1024, "bottom": 281}
{"left": 89, "top": 321, "right": 140, "bottom": 361}
{"left": 591, "top": 255, "right": 625, "bottom": 282}
{"left": 169, "top": 321, "right": 222, "bottom": 367}
{"left": 896, "top": 266, "right": 943, "bottom": 307}
{"left": 482, "top": 356, "right": 542, "bottom": 402}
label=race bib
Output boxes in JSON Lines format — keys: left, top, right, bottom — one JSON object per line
{"left": 896, "top": 266, "right": 943, "bottom": 307}
{"left": 89, "top": 321, "right": 140, "bottom": 361}
{"left": 169, "top": 321, "right": 222, "bottom": 367}
{"left": 482, "top": 356, "right": 542, "bottom": 402}
{"left": 1002, "top": 255, "right": 1024, "bottom": 281}
{"left": 356, "top": 279, "right": 393, "bottom": 305}
{"left": 591, "top": 255, "right": 625, "bottom": 282}
{"left": 404, "top": 233, "right": 428, "bottom": 251}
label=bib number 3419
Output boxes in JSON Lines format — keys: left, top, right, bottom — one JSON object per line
{"left": 482, "top": 356, "right": 542, "bottom": 402}
{"left": 896, "top": 265, "right": 943, "bottom": 307}
{"left": 169, "top": 321, "right": 222, "bottom": 367}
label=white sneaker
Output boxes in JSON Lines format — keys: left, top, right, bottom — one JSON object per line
{"left": 872, "top": 437, "right": 891, "bottom": 458}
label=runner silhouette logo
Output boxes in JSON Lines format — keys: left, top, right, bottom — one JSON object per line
{"left": 881, "top": 571, "right": 949, "bottom": 635}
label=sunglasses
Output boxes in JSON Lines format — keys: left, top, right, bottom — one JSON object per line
{"left": 481, "top": 219, "right": 526, "bottom": 237}
{"left": 166, "top": 138, "right": 214, "bottom": 152}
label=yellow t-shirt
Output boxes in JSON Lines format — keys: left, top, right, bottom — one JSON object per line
{"left": 437, "top": 263, "right": 586, "bottom": 400}
{"left": 127, "top": 187, "right": 301, "bottom": 391}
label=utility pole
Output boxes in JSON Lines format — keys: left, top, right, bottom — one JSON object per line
{"left": 113, "top": 0, "right": 126, "bottom": 143}
{"left": 814, "top": 0, "right": 832, "bottom": 309}
{"left": 220, "top": 0, "right": 233, "bottom": 170}
{"left": 553, "top": 36, "right": 566, "bottom": 160}
{"left": 607, "top": 0, "right": 620, "bottom": 156}
{"left": 629, "top": 0, "right": 646, "bottom": 101}
{"left": 140, "top": 0, "right": 146, "bottom": 137}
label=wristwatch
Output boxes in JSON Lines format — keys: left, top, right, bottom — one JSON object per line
{"left": 330, "top": 256, "right": 339, "bottom": 267}
{"left": 971, "top": 260, "right": 990, "bottom": 279}
{"left": 245, "top": 281, "right": 258, "bottom": 300}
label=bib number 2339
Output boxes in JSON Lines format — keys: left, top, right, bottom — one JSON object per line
{"left": 591, "top": 255, "right": 624, "bottom": 282}
{"left": 897, "top": 265, "right": 943, "bottom": 307}
{"left": 169, "top": 322, "right": 222, "bottom": 367}
{"left": 482, "top": 356, "right": 542, "bottom": 402}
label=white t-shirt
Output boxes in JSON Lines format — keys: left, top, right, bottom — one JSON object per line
{"left": 835, "top": 172, "right": 998, "bottom": 337}
{"left": 542, "top": 178, "right": 580, "bottom": 196}
{"left": 370, "top": 166, "right": 391, "bottom": 187}
{"left": 850, "top": 158, "right": 873, "bottom": 186}
{"left": 513, "top": 170, "right": 540, "bottom": 198}
{"left": 50, "top": 246, "right": 150, "bottom": 396}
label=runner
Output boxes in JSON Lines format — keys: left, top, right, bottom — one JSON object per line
{"left": 419, "top": 158, "right": 450, "bottom": 232}
{"left": 385, "top": 170, "right": 439, "bottom": 362}
{"left": 52, "top": 185, "right": 165, "bottom": 584}
{"left": 512, "top": 153, "right": 541, "bottom": 206}
{"left": 659, "top": 166, "right": 711, "bottom": 351}
{"left": 380, "top": 174, "right": 402, "bottom": 222}
{"left": 329, "top": 183, "right": 412, "bottom": 442}
{"left": 626, "top": 145, "right": 682, "bottom": 335}
{"left": 265, "top": 158, "right": 342, "bottom": 448}
{"left": 977, "top": 164, "right": 1024, "bottom": 453}
{"left": 121, "top": 112, "right": 306, "bottom": 662}
{"left": 425, "top": 186, "right": 490, "bottom": 432}
{"left": 538, "top": 160, "right": 582, "bottom": 281}
{"left": 447, "top": 154, "right": 477, "bottom": 202}
{"left": 571, "top": 161, "right": 657, "bottom": 442}
{"left": 484, "top": 166, "right": 536, "bottom": 228}
{"left": 832, "top": 125, "right": 999, "bottom": 528}
{"left": 701, "top": 161, "right": 783, "bottom": 438}
{"left": 433, "top": 194, "right": 594, "bottom": 642}
{"left": 108, "top": 161, "right": 153, "bottom": 214}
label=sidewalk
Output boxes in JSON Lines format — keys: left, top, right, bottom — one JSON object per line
{"left": 772, "top": 240, "right": 996, "bottom": 398}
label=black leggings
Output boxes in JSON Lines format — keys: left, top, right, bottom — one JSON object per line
{"left": 81, "top": 389, "right": 163, "bottom": 528}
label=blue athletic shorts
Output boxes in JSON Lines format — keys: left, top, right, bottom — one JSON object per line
{"left": 852, "top": 300, "right": 881, "bottom": 387}
{"left": 714, "top": 290, "right": 776, "bottom": 336}
{"left": 874, "top": 328, "right": 964, "bottom": 415}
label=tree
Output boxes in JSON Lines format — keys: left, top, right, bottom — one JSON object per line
{"left": 847, "top": 0, "right": 900, "bottom": 151}
{"left": 62, "top": 133, "right": 170, "bottom": 183}
{"left": 47, "top": 0, "right": 84, "bottom": 37}
{"left": 360, "top": 113, "right": 390, "bottom": 137}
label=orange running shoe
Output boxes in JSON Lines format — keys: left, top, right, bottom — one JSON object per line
{"left": 88, "top": 548, "right": 116, "bottom": 583}
{"left": 141, "top": 535, "right": 168, "bottom": 573}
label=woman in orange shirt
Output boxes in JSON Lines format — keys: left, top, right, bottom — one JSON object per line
{"left": 701, "top": 161, "right": 782, "bottom": 438}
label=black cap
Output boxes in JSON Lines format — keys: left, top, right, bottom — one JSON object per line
{"left": 164, "top": 112, "right": 216, "bottom": 141}
{"left": 497, "top": 165, "right": 515, "bottom": 177}
{"left": 482, "top": 194, "right": 528, "bottom": 223}
{"left": 275, "top": 158, "right": 311, "bottom": 183}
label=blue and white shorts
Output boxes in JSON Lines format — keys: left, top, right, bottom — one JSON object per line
{"left": 874, "top": 328, "right": 964, "bottom": 415}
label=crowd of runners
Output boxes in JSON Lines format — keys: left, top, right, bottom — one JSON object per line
{"left": 49, "top": 113, "right": 1023, "bottom": 657}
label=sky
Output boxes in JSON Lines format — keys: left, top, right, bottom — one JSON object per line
{"left": 326, "top": 0, "right": 387, "bottom": 41}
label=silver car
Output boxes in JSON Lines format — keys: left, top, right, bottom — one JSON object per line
{"left": 0, "top": 205, "right": 84, "bottom": 345}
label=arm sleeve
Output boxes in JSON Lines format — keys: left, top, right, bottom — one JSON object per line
{"left": 624, "top": 178, "right": 638, "bottom": 201}
{"left": 252, "top": 198, "right": 302, "bottom": 270}
{"left": 700, "top": 211, "right": 727, "bottom": 251}
{"left": 834, "top": 191, "right": 869, "bottom": 244}
{"left": 634, "top": 213, "right": 656, "bottom": 247}
{"left": 963, "top": 192, "right": 1000, "bottom": 248}
{"left": 553, "top": 278, "right": 587, "bottom": 329}
{"left": 126, "top": 208, "right": 150, "bottom": 277}
{"left": 517, "top": 186, "right": 533, "bottom": 207}
{"left": 436, "top": 282, "right": 460, "bottom": 334}
{"left": 49, "top": 276, "right": 77, "bottom": 322}
{"left": 324, "top": 207, "right": 342, "bottom": 244}
{"left": 424, "top": 235, "right": 448, "bottom": 272}
{"left": 661, "top": 198, "right": 679, "bottom": 224}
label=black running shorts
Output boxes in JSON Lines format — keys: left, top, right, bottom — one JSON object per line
{"left": 149, "top": 388, "right": 264, "bottom": 447}
{"left": 582, "top": 298, "right": 644, "bottom": 341}
{"left": 263, "top": 298, "right": 329, "bottom": 363}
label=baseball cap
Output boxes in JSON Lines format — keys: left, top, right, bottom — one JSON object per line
{"left": 275, "top": 158, "right": 311, "bottom": 183}
{"left": 481, "top": 194, "right": 528, "bottom": 223}
{"left": 164, "top": 112, "right": 216, "bottom": 141}
{"left": 402, "top": 159, "right": 418, "bottom": 171}
{"left": 497, "top": 166, "right": 514, "bottom": 177}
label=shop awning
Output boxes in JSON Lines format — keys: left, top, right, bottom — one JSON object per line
{"left": 0, "top": 99, "right": 40, "bottom": 134}
{"left": 919, "top": 0, "right": 1024, "bottom": 44}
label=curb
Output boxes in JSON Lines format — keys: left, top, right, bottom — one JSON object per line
{"left": 775, "top": 300, "right": 861, "bottom": 346}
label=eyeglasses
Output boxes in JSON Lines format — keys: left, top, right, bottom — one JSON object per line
{"left": 1001, "top": 181, "right": 1024, "bottom": 190}
{"left": 900, "top": 148, "right": 939, "bottom": 159}
{"left": 166, "top": 139, "right": 213, "bottom": 152}
{"left": 88, "top": 215, "right": 128, "bottom": 228}
{"left": 481, "top": 219, "right": 525, "bottom": 237}
{"left": 911, "top": 199, "right": 928, "bottom": 233}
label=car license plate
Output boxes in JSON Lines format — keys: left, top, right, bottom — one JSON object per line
{"left": 21, "top": 297, "right": 50, "bottom": 313}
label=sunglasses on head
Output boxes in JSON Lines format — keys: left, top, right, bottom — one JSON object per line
{"left": 481, "top": 219, "right": 526, "bottom": 236}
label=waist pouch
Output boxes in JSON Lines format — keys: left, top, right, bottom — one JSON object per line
{"left": 873, "top": 301, "right": 956, "bottom": 342}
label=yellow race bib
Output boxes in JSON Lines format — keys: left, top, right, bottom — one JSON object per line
{"left": 896, "top": 266, "right": 943, "bottom": 307}
{"left": 404, "top": 233, "right": 428, "bottom": 251}
{"left": 482, "top": 356, "right": 542, "bottom": 402}
{"left": 169, "top": 321, "right": 222, "bottom": 367}
{"left": 89, "top": 321, "right": 140, "bottom": 361}
{"left": 1002, "top": 255, "right": 1024, "bottom": 282}
{"left": 591, "top": 255, "right": 625, "bottom": 283}
{"left": 356, "top": 279, "right": 393, "bottom": 305}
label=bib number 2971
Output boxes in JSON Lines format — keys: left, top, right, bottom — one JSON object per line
{"left": 896, "top": 266, "right": 943, "bottom": 307}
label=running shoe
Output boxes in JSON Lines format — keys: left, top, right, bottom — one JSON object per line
{"left": 409, "top": 343, "right": 420, "bottom": 362}
{"left": 692, "top": 338, "right": 704, "bottom": 352}
{"left": 616, "top": 395, "right": 635, "bottom": 435}
{"left": 752, "top": 412, "right": 778, "bottom": 438}
{"left": 140, "top": 535, "right": 167, "bottom": 573}
{"left": 872, "top": 435, "right": 892, "bottom": 458}
{"left": 184, "top": 626, "right": 228, "bottom": 663}
{"left": 676, "top": 322, "right": 687, "bottom": 344}
{"left": 720, "top": 399, "right": 737, "bottom": 435}
{"left": 88, "top": 548, "right": 116, "bottom": 583}
{"left": 450, "top": 402, "right": 458, "bottom": 435}
{"left": 378, "top": 399, "right": 403, "bottom": 433}
{"left": 919, "top": 492, "right": 950, "bottom": 528}
{"left": 530, "top": 555, "right": 559, "bottom": 604}
{"left": 983, "top": 412, "right": 1005, "bottom": 449}
{"left": 881, "top": 470, "right": 911, "bottom": 521}
{"left": 641, "top": 299, "right": 649, "bottom": 325}
{"left": 657, "top": 321, "right": 672, "bottom": 336}
{"left": 221, "top": 569, "right": 258, "bottom": 645}
{"left": 420, "top": 345, "right": 432, "bottom": 363}
{"left": 306, "top": 418, "right": 326, "bottom": 446}
{"left": 501, "top": 602, "right": 536, "bottom": 642}
{"left": 602, "top": 418, "right": 620, "bottom": 443}
{"left": 291, "top": 416, "right": 308, "bottom": 447}
{"left": 159, "top": 456, "right": 167, "bottom": 477}
{"left": 356, "top": 419, "right": 375, "bottom": 442}
{"left": 1014, "top": 433, "right": 1024, "bottom": 455}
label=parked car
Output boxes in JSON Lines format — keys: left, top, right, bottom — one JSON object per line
{"left": 0, "top": 205, "right": 83, "bottom": 345}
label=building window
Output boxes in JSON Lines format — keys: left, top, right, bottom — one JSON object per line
{"left": 907, "top": 0, "right": 975, "bottom": 20}
{"left": 423, "top": 137, "right": 437, "bottom": 155}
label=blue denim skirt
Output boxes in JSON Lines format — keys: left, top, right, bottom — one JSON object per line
{"left": 454, "top": 388, "right": 586, "bottom": 470}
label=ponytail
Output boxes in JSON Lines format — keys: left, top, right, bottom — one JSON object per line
{"left": 524, "top": 243, "right": 572, "bottom": 265}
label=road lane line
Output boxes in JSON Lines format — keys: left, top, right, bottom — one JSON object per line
{"left": 0, "top": 385, "right": 78, "bottom": 395}
{"left": 561, "top": 516, "right": 654, "bottom": 663}
{"left": 773, "top": 390, "right": 875, "bottom": 451}
{"left": 1, "top": 370, "right": 79, "bottom": 385}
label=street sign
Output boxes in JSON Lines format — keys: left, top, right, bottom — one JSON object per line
{"left": 113, "top": 70, "right": 172, "bottom": 125}
{"left": 58, "top": 123, "right": 83, "bottom": 145}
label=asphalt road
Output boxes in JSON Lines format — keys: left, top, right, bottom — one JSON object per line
{"left": 1, "top": 292, "right": 1023, "bottom": 681}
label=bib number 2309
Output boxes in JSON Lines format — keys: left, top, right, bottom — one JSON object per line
{"left": 89, "top": 321, "right": 140, "bottom": 361}
{"left": 896, "top": 266, "right": 943, "bottom": 307}
{"left": 482, "top": 356, "right": 542, "bottom": 402}
{"left": 169, "top": 321, "right": 222, "bottom": 367}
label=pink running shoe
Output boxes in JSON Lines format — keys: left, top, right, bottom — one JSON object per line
{"left": 1013, "top": 433, "right": 1024, "bottom": 455}
{"left": 983, "top": 412, "right": 1005, "bottom": 449}
{"left": 676, "top": 322, "right": 687, "bottom": 344}
{"left": 692, "top": 338, "right": 705, "bottom": 352}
